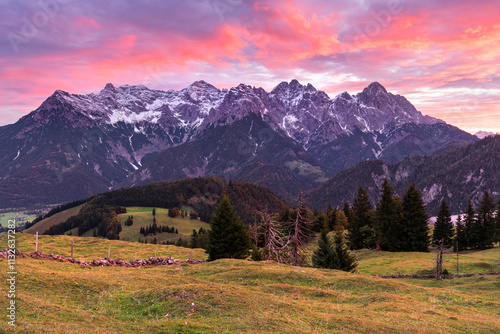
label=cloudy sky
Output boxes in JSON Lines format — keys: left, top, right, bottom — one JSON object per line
{"left": 1, "top": 0, "right": 499, "bottom": 133}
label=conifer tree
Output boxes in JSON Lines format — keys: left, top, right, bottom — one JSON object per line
{"left": 349, "top": 186, "right": 373, "bottom": 250}
{"left": 464, "top": 199, "right": 475, "bottom": 249}
{"left": 189, "top": 229, "right": 200, "bottom": 248}
{"left": 475, "top": 191, "right": 496, "bottom": 249}
{"left": 401, "top": 183, "right": 429, "bottom": 252}
{"left": 207, "top": 196, "right": 251, "bottom": 261}
{"left": 343, "top": 202, "right": 353, "bottom": 227}
{"left": 152, "top": 208, "right": 156, "bottom": 216}
{"left": 375, "top": 178, "right": 400, "bottom": 251}
{"left": 454, "top": 215, "right": 467, "bottom": 251}
{"left": 496, "top": 200, "right": 500, "bottom": 243}
{"left": 332, "top": 227, "right": 358, "bottom": 272}
{"left": 432, "top": 198, "right": 454, "bottom": 248}
{"left": 312, "top": 228, "right": 337, "bottom": 269}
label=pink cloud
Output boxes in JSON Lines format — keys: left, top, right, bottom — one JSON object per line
{"left": 0, "top": 0, "right": 499, "bottom": 133}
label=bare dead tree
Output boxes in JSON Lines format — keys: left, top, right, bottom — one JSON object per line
{"left": 287, "top": 193, "right": 314, "bottom": 267}
{"left": 252, "top": 209, "right": 290, "bottom": 263}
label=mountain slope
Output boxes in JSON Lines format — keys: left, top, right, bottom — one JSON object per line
{"left": 126, "top": 114, "right": 331, "bottom": 201}
{"left": 0, "top": 80, "right": 476, "bottom": 208}
{"left": 306, "top": 135, "right": 500, "bottom": 215}
{"left": 33, "top": 176, "right": 288, "bottom": 236}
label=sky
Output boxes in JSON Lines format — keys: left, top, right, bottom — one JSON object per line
{"left": 0, "top": 0, "right": 499, "bottom": 134}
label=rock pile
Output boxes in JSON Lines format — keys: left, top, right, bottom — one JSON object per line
{"left": 0, "top": 249, "right": 204, "bottom": 268}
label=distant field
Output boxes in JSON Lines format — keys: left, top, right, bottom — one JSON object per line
{"left": 25, "top": 206, "right": 210, "bottom": 244}
{"left": 118, "top": 207, "right": 210, "bottom": 243}
{"left": 0, "top": 211, "right": 38, "bottom": 227}
{"left": 1, "top": 234, "right": 498, "bottom": 334}
{"left": 24, "top": 204, "right": 84, "bottom": 234}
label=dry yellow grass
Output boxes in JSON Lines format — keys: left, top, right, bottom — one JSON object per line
{"left": 0, "top": 234, "right": 499, "bottom": 333}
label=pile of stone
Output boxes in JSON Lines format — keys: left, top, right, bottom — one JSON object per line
{"left": 0, "top": 249, "right": 204, "bottom": 268}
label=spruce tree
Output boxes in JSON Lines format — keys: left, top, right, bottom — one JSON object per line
{"left": 375, "top": 178, "right": 400, "bottom": 251}
{"left": 349, "top": 186, "right": 373, "bottom": 250}
{"left": 207, "top": 196, "right": 251, "bottom": 261}
{"left": 454, "top": 215, "right": 467, "bottom": 251}
{"left": 432, "top": 198, "right": 454, "bottom": 248}
{"left": 401, "top": 183, "right": 429, "bottom": 252}
{"left": 189, "top": 229, "right": 200, "bottom": 248}
{"left": 475, "top": 191, "right": 496, "bottom": 249}
{"left": 312, "top": 229, "right": 337, "bottom": 269}
{"left": 343, "top": 202, "right": 353, "bottom": 227}
{"left": 332, "top": 228, "right": 358, "bottom": 272}
{"left": 463, "top": 199, "right": 475, "bottom": 249}
{"left": 496, "top": 200, "right": 500, "bottom": 243}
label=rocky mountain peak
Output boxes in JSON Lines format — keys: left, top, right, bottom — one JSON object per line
{"left": 364, "top": 81, "right": 388, "bottom": 95}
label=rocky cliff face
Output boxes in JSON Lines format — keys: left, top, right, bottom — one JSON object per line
{"left": 0, "top": 79, "right": 476, "bottom": 207}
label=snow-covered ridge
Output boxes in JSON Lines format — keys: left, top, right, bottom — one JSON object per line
{"left": 40, "top": 79, "right": 440, "bottom": 144}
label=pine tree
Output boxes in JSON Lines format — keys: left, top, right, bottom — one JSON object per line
{"left": 432, "top": 198, "right": 454, "bottom": 248}
{"left": 475, "top": 191, "right": 496, "bottom": 249}
{"left": 343, "top": 202, "right": 353, "bottom": 227}
{"left": 401, "top": 183, "right": 429, "bottom": 252}
{"left": 375, "top": 178, "right": 401, "bottom": 251}
{"left": 312, "top": 229, "right": 337, "bottom": 269}
{"left": 454, "top": 215, "right": 467, "bottom": 251}
{"left": 464, "top": 200, "right": 475, "bottom": 249}
{"left": 152, "top": 208, "right": 156, "bottom": 216}
{"left": 349, "top": 186, "right": 373, "bottom": 250}
{"left": 332, "top": 228, "right": 358, "bottom": 272}
{"left": 189, "top": 229, "right": 200, "bottom": 248}
{"left": 496, "top": 200, "right": 500, "bottom": 243}
{"left": 207, "top": 196, "right": 251, "bottom": 261}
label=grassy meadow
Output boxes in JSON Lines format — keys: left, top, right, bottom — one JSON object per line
{"left": 116, "top": 207, "right": 210, "bottom": 244}
{"left": 0, "top": 212, "right": 38, "bottom": 228}
{"left": 0, "top": 234, "right": 499, "bottom": 333}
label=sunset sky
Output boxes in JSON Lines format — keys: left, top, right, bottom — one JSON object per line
{"left": 1, "top": 0, "right": 499, "bottom": 133}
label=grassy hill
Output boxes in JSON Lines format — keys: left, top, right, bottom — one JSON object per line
{"left": 117, "top": 207, "right": 210, "bottom": 243}
{"left": 24, "top": 204, "right": 84, "bottom": 234}
{"left": 2, "top": 234, "right": 499, "bottom": 333}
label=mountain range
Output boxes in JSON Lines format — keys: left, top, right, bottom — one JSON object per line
{"left": 306, "top": 135, "right": 500, "bottom": 215}
{"left": 0, "top": 79, "right": 478, "bottom": 208}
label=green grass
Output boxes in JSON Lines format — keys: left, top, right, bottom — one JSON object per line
{"left": 1, "top": 234, "right": 499, "bottom": 333}
{"left": 118, "top": 207, "right": 210, "bottom": 243}
{"left": 0, "top": 211, "right": 38, "bottom": 227}
{"left": 24, "top": 205, "right": 84, "bottom": 234}
{"left": 355, "top": 247, "right": 500, "bottom": 276}
{"left": 8, "top": 233, "right": 206, "bottom": 261}
{"left": 285, "top": 160, "right": 329, "bottom": 182}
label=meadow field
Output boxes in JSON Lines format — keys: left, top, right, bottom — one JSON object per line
{"left": 0, "top": 234, "right": 499, "bottom": 333}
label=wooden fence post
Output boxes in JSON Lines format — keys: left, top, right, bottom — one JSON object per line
{"left": 108, "top": 245, "right": 111, "bottom": 259}
{"left": 35, "top": 231, "right": 38, "bottom": 252}
{"left": 436, "top": 239, "right": 444, "bottom": 280}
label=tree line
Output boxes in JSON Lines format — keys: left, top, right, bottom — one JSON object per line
{"left": 343, "top": 179, "right": 500, "bottom": 252}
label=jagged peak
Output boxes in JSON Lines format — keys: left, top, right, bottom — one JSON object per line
{"left": 104, "top": 83, "right": 115, "bottom": 90}
{"left": 187, "top": 80, "right": 218, "bottom": 91}
{"left": 363, "top": 82, "right": 388, "bottom": 95}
